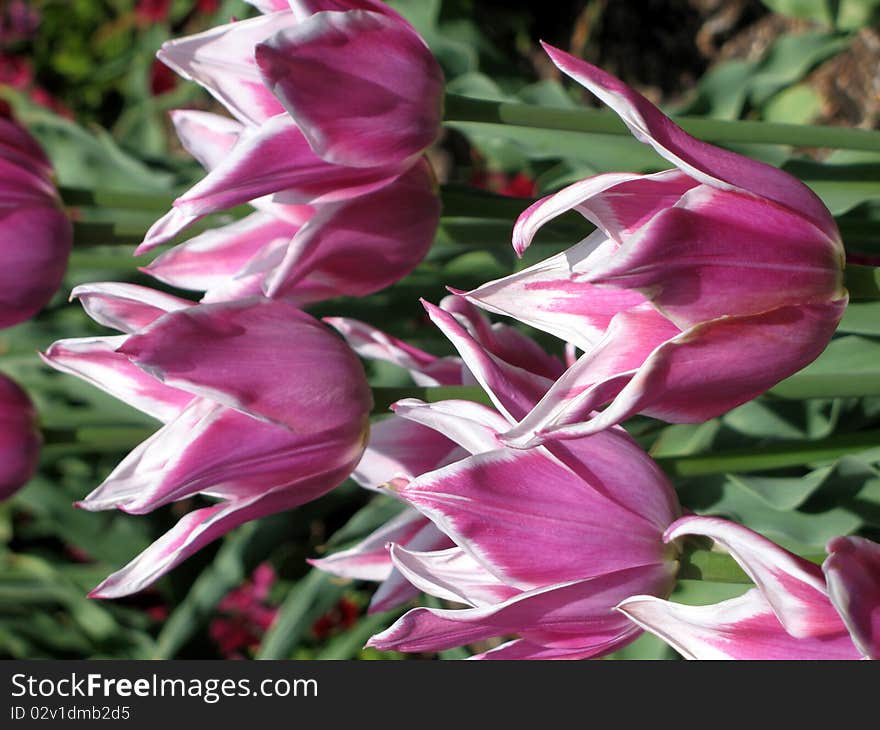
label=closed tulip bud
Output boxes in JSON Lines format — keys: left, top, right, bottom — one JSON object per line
{"left": 0, "top": 373, "right": 40, "bottom": 499}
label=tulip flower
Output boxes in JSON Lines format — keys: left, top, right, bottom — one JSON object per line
{"left": 311, "top": 296, "right": 566, "bottom": 613}
{"left": 462, "top": 45, "right": 847, "bottom": 447}
{"left": 0, "top": 373, "right": 41, "bottom": 500}
{"left": 0, "top": 116, "right": 72, "bottom": 329}
{"left": 142, "top": 110, "right": 439, "bottom": 305}
{"left": 331, "top": 300, "right": 683, "bottom": 659}
{"left": 41, "top": 284, "right": 372, "bottom": 598}
{"left": 143, "top": 0, "right": 443, "bottom": 248}
{"left": 618, "top": 517, "right": 879, "bottom": 660}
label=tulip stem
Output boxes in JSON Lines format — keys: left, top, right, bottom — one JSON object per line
{"left": 444, "top": 93, "right": 880, "bottom": 152}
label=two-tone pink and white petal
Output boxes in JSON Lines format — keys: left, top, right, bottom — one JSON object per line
{"left": 158, "top": 14, "right": 294, "bottom": 125}
{"left": 665, "top": 516, "right": 845, "bottom": 638}
{"left": 117, "top": 298, "right": 372, "bottom": 432}
{"left": 542, "top": 42, "right": 840, "bottom": 243}
{"left": 823, "top": 536, "right": 880, "bottom": 659}
{"left": 396, "top": 447, "right": 671, "bottom": 589}
{"left": 617, "top": 589, "right": 861, "bottom": 660}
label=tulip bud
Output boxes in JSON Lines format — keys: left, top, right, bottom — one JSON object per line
{"left": 0, "top": 117, "right": 71, "bottom": 329}
{"left": 0, "top": 373, "right": 40, "bottom": 500}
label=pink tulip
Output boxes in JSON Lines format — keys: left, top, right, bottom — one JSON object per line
{"left": 321, "top": 300, "right": 682, "bottom": 658}
{"left": 144, "top": 0, "right": 443, "bottom": 248}
{"left": 0, "top": 373, "right": 40, "bottom": 499}
{"left": 41, "top": 284, "right": 372, "bottom": 598}
{"left": 0, "top": 117, "right": 71, "bottom": 329}
{"left": 462, "top": 45, "right": 847, "bottom": 447}
{"left": 142, "top": 112, "right": 439, "bottom": 305}
{"left": 311, "top": 296, "right": 566, "bottom": 613}
{"left": 618, "top": 517, "right": 879, "bottom": 660}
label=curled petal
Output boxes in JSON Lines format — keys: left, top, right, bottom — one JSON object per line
{"left": 256, "top": 10, "right": 443, "bottom": 167}
{"left": 391, "top": 399, "right": 508, "bottom": 456}
{"left": 324, "top": 317, "right": 461, "bottom": 387}
{"left": 618, "top": 590, "right": 860, "bottom": 660}
{"left": 158, "top": 14, "right": 294, "bottom": 125}
{"left": 169, "top": 110, "right": 243, "bottom": 171}
{"left": 512, "top": 169, "right": 695, "bottom": 255}
{"left": 40, "top": 337, "right": 194, "bottom": 423}
{"left": 823, "top": 536, "right": 880, "bottom": 659}
{"left": 464, "top": 232, "right": 648, "bottom": 352}
{"left": 666, "top": 516, "right": 844, "bottom": 638}
{"left": 389, "top": 544, "right": 519, "bottom": 607}
{"left": 71, "top": 282, "right": 192, "bottom": 334}
{"left": 422, "top": 300, "right": 552, "bottom": 422}
{"left": 144, "top": 212, "right": 300, "bottom": 294}
{"left": 439, "top": 295, "right": 565, "bottom": 380}
{"left": 310, "top": 509, "right": 431, "bottom": 583}
{"left": 352, "top": 415, "right": 457, "bottom": 491}
{"left": 542, "top": 42, "right": 840, "bottom": 243}
{"left": 367, "top": 564, "right": 673, "bottom": 655}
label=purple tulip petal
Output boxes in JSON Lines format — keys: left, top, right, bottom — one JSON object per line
{"left": 823, "top": 536, "right": 880, "bottom": 659}
{"left": 501, "top": 305, "right": 679, "bottom": 446}
{"left": 310, "top": 509, "right": 431, "bottom": 583}
{"left": 117, "top": 298, "right": 372, "bottom": 431}
{"left": 439, "top": 295, "right": 565, "bottom": 380}
{"left": 353, "top": 415, "right": 457, "bottom": 491}
{"left": 586, "top": 185, "right": 845, "bottom": 329}
{"left": 169, "top": 110, "right": 243, "bottom": 171}
{"left": 256, "top": 10, "right": 443, "bottom": 167}
{"left": 41, "top": 337, "right": 194, "bottom": 423}
{"left": 422, "top": 300, "right": 553, "bottom": 421}
{"left": 79, "top": 400, "right": 362, "bottom": 515}
{"left": 264, "top": 159, "right": 440, "bottom": 303}
{"left": 158, "top": 14, "right": 295, "bottom": 125}
{"left": 89, "top": 467, "right": 351, "bottom": 599}
{"left": 144, "top": 212, "right": 300, "bottom": 294}
{"left": 165, "top": 115, "right": 401, "bottom": 242}
{"left": 0, "top": 374, "right": 40, "bottom": 500}
{"left": 71, "top": 282, "right": 192, "bottom": 334}
{"left": 512, "top": 169, "right": 695, "bottom": 255}
{"left": 391, "top": 399, "right": 508, "bottom": 455}
{"left": 618, "top": 590, "right": 860, "bottom": 660}
{"left": 464, "top": 233, "right": 648, "bottom": 352}
{"left": 666, "top": 516, "right": 845, "bottom": 639}
{"left": 367, "top": 564, "right": 673, "bottom": 654}
{"left": 469, "top": 635, "right": 636, "bottom": 660}
{"left": 389, "top": 544, "right": 519, "bottom": 607}
{"left": 0, "top": 205, "right": 71, "bottom": 329}
{"left": 324, "top": 317, "right": 462, "bottom": 387}
{"left": 367, "top": 521, "right": 454, "bottom": 614}
{"left": 509, "top": 299, "right": 847, "bottom": 443}
{"left": 396, "top": 448, "right": 671, "bottom": 588}
{"left": 542, "top": 42, "right": 840, "bottom": 242}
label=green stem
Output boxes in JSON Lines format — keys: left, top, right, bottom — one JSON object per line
{"left": 444, "top": 93, "right": 880, "bottom": 152}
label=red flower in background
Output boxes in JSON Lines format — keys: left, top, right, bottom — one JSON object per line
{"left": 209, "top": 563, "right": 279, "bottom": 658}
{"left": 149, "top": 59, "right": 177, "bottom": 96}
{"left": 312, "top": 597, "right": 360, "bottom": 640}
{"left": 135, "top": 0, "right": 172, "bottom": 25}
